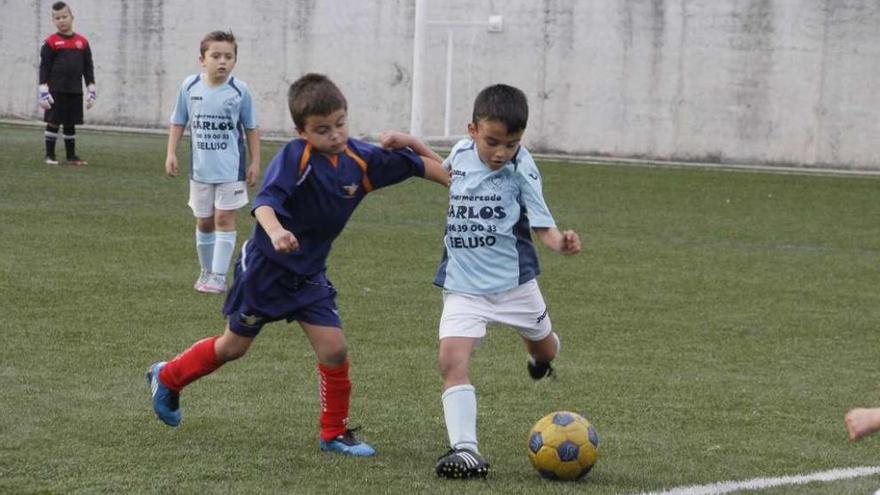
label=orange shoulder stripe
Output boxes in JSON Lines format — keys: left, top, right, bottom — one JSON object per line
{"left": 343, "top": 147, "right": 374, "bottom": 193}
{"left": 299, "top": 142, "right": 312, "bottom": 175}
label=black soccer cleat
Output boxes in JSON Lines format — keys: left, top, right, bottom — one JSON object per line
{"left": 527, "top": 358, "right": 555, "bottom": 380}
{"left": 435, "top": 448, "right": 490, "bottom": 479}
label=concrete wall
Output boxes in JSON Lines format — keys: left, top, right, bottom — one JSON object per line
{"left": 2, "top": 0, "right": 879, "bottom": 169}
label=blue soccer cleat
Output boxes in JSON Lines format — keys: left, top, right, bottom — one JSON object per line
{"left": 319, "top": 428, "right": 376, "bottom": 457}
{"left": 146, "top": 361, "right": 181, "bottom": 427}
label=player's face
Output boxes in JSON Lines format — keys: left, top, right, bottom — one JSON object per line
{"left": 52, "top": 7, "right": 74, "bottom": 34}
{"left": 468, "top": 119, "right": 524, "bottom": 170}
{"left": 298, "top": 109, "right": 349, "bottom": 155}
{"left": 199, "top": 42, "right": 237, "bottom": 84}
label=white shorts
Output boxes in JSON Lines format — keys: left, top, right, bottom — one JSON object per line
{"left": 188, "top": 180, "right": 249, "bottom": 218}
{"left": 438, "top": 279, "right": 552, "bottom": 341}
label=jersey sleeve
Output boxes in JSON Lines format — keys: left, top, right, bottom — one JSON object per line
{"left": 442, "top": 138, "right": 470, "bottom": 170}
{"left": 39, "top": 40, "right": 54, "bottom": 85}
{"left": 239, "top": 84, "right": 257, "bottom": 129}
{"left": 169, "top": 78, "right": 191, "bottom": 125}
{"left": 252, "top": 140, "right": 303, "bottom": 219}
{"left": 83, "top": 43, "right": 95, "bottom": 85}
{"left": 350, "top": 139, "right": 425, "bottom": 190}
{"left": 516, "top": 149, "right": 557, "bottom": 229}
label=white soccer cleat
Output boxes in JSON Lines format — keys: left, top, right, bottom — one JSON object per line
{"left": 193, "top": 270, "right": 210, "bottom": 291}
{"left": 198, "top": 273, "right": 226, "bottom": 294}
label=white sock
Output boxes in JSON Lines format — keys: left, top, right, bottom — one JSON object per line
{"left": 442, "top": 384, "right": 479, "bottom": 454}
{"left": 195, "top": 229, "right": 215, "bottom": 272}
{"left": 212, "top": 230, "right": 237, "bottom": 277}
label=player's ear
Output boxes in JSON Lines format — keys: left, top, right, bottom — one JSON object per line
{"left": 467, "top": 121, "right": 477, "bottom": 139}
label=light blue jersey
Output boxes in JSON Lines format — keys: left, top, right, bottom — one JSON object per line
{"left": 170, "top": 74, "right": 257, "bottom": 183}
{"left": 434, "top": 139, "right": 556, "bottom": 295}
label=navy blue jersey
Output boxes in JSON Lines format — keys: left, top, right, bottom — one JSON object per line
{"left": 39, "top": 32, "right": 95, "bottom": 94}
{"left": 250, "top": 138, "right": 425, "bottom": 274}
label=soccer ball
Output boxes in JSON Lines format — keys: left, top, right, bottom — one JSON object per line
{"left": 527, "top": 411, "right": 599, "bottom": 481}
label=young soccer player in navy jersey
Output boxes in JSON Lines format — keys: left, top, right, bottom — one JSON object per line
{"left": 431, "top": 84, "right": 581, "bottom": 478}
{"left": 165, "top": 31, "right": 261, "bottom": 294}
{"left": 38, "top": 1, "right": 95, "bottom": 166}
{"left": 147, "top": 73, "right": 450, "bottom": 456}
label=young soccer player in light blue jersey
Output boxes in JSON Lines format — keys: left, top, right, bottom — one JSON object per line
{"left": 165, "top": 30, "right": 261, "bottom": 294}
{"left": 432, "top": 84, "right": 582, "bottom": 478}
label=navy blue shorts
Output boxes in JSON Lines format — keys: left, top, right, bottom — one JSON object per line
{"left": 222, "top": 240, "right": 342, "bottom": 337}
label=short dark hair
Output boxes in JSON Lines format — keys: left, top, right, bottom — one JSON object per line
{"left": 200, "top": 30, "right": 237, "bottom": 57}
{"left": 52, "top": 2, "right": 69, "bottom": 12}
{"left": 287, "top": 73, "right": 348, "bottom": 130}
{"left": 472, "top": 84, "right": 529, "bottom": 134}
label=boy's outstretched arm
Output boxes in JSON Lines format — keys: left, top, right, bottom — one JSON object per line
{"left": 245, "top": 128, "right": 261, "bottom": 186}
{"left": 254, "top": 205, "right": 299, "bottom": 253}
{"left": 379, "top": 130, "right": 450, "bottom": 187}
{"left": 534, "top": 227, "right": 581, "bottom": 256}
{"left": 420, "top": 155, "right": 451, "bottom": 187}
{"left": 165, "top": 124, "right": 185, "bottom": 177}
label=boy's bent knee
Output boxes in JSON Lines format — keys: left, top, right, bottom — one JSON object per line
{"left": 216, "top": 344, "right": 248, "bottom": 362}
{"left": 215, "top": 333, "right": 252, "bottom": 362}
{"left": 318, "top": 347, "right": 347, "bottom": 366}
{"left": 196, "top": 217, "right": 215, "bottom": 232}
{"left": 438, "top": 356, "right": 470, "bottom": 383}
{"left": 214, "top": 210, "right": 237, "bottom": 230}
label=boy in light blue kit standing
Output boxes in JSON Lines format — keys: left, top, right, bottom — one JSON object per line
{"left": 165, "top": 30, "right": 261, "bottom": 294}
{"left": 432, "top": 84, "right": 582, "bottom": 478}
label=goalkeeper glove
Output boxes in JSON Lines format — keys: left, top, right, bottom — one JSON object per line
{"left": 86, "top": 84, "right": 97, "bottom": 109}
{"left": 38, "top": 84, "right": 53, "bottom": 110}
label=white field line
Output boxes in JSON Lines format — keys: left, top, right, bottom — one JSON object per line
{"left": 636, "top": 466, "right": 880, "bottom": 495}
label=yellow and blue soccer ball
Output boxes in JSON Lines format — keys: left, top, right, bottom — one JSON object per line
{"left": 527, "top": 411, "right": 599, "bottom": 481}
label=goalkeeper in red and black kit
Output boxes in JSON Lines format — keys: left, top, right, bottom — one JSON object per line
{"left": 38, "top": 1, "right": 95, "bottom": 166}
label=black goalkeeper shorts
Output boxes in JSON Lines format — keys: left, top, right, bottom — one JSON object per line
{"left": 44, "top": 93, "right": 84, "bottom": 127}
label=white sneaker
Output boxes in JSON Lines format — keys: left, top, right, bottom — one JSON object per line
{"left": 198, "top": 273, "right": 226, "bottom": 294}
{"left": 193, "top": 270, "right": 210, "bottom": 291}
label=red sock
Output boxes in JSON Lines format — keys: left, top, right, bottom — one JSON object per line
{"left": 159, "top": 336, "right": 222, "bottom": 393}
{"left": 318, "top": 360, "right": 351, "bottom": 441}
